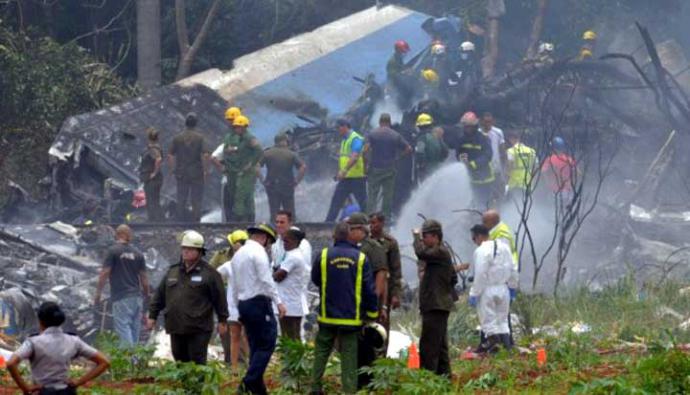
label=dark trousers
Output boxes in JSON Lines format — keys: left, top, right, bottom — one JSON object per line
{"left": 420, "top": 310, "right": 450, "bottom": 376}
{"left": 367, "top": 167, "right": 396, "bottom": 219}
{"left": 222, "top": 181, "right": 235, "bottom": 222}
{"left": 176, "top": 177, "right": 203, "bottom": 222}
{"left": 170, "top": 332, "right": 212, "bottom": 364}
{"left": 279, "top": 316, "right": 302, "bottom": 341}
{"left": 238, "top": 296, "right": 277, "bottom": 395}
{"left": 144, "top": 177, "right": 163, "bottom": 222}
{"left": 357, "top": 331, "right": 378, "bottom": 389}
{"left": 325, "top": 177, "right": 367, "bottom": 222}
{"left": 266, "top": 184, "right": 296, "bottom": 221}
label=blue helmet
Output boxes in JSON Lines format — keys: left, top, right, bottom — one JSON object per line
{"left": 552, "top": 136, "right": 566, "bottom": 151}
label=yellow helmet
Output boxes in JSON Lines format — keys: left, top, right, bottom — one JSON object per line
{"left": 225, "top": 106, "right": 242, "bottom": 121}
{"left": 583, "top": 30, "right": 597, "bottom": 41}
{"left": 416, "top": 113, "right": 434, "bottom": 127}
{"left": 579, "top": 48, "right": 593, "bottom": 60}
{"left": 421, "top": 68, "right": 439, "bottom": 83}
{"left": 228, "top": 230, "right": 249, "bottom": 245}
{"left": 233, "top": 115, "right": 250, "bottom": 127}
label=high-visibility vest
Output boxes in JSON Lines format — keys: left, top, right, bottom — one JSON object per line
{"left": 318, "top": 248, "right": 375, "bottom": 326}
{"left": 507, "top": 143, "right": 537, "bottom": 190}
{"left": 490, "top": 222, "right": 519, "bottom": 270}
{"left": 339, "top": 131, "right": 365, "bottom": 178}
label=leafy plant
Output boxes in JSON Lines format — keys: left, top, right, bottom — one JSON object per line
{"left": 275, "top": 337, "right": 315, "bottom": 392}
{"left": 95, "top": 332, "right": 156, "bottom": 381}
{"left": 635, "top": 349, "right": 690, "bottom": 393}
{"left": 464, "top": 372, "right": 499, "bottom": 390}
{"left": 361, "top": 358, "right": 452, "bottom": 394}
{"left": 151, "top": 361, "right": 225, "bottom": 395}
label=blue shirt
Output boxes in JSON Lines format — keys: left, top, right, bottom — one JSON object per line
{"left": 345, "top": 131, "right": 364, "bottom": 154}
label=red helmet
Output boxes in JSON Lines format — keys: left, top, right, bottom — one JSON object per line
{"left": 132, "top": 189, "right": 147, "bottom": 208}
{"left": 395, "top": 40, "right": 410, "bottom": 53}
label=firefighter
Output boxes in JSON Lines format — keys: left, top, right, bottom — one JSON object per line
{"left": 223, "top": 115, "right": 262, "bottom": 222}
{"left": 455, "top": 111, "right": 495, "bottom": 209}
{"left": 311, "top": 222, "right": 378, "bottom": 394}
{"left": 415, "top": 113, "right": 448, "bottom": 182}
{"left": 579, "top": 30, "right": 597, "bottom": 60}
{"left": 505, "top": 130, "right": 537, "bottom": 203}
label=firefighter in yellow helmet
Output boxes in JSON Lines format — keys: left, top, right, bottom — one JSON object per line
{"left": 579, "top": 30, "right": 597, "bottom": 60}
{"left": 225, "top": 106, "right": 242, "bottom": 123}
{"left": 222, "top": 115, "right": 262, "bottom": 222}
{"left": 415, "top": 113, "right": 448, "bottom": 182}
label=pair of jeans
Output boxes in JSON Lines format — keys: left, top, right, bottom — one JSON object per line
{"left": 325, "top": 178, "right": 367, "bottom": 222}
{"left": 238, "top": 296, "right": 277, "bottom": 395}
{"left": 111, "top": 296, "right": 142, "bottom": 347}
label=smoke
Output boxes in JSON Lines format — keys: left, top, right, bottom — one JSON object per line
{"left": 369, "top": 95, "right": 405, "bottom": 128}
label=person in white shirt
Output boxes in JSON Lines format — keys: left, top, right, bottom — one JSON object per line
{"left": 272, "top": 210, "right": 312, "bottom": 271}
{"left": 216, "top": 231, "right": 250, "bottom": 370}
{"left": 272, "top": 227, "right": 308, "bottom": 340}
{"left": 467, "top": 224, "right": 517, "bottom": 354}
{"left": 479, "top": 112, "right": 507, "bottom": 179}
{"left": 230, "top": 223, "right": 286, "bottom": 394}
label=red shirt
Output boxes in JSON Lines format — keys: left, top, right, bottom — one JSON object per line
{"left": 541, "top": 153, "right": 576, "bottom": 192}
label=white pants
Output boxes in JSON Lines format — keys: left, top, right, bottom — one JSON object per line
{"left": 477, "top": 285, "right": 510, "bottom": 336}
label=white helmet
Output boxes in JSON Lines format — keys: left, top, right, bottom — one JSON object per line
{"left": 180, "top": 230, "right": 205, "bottom": 249}
{"left": 362, "top": 322, "right": 388, "bottom": 352}
{"left": 538, "top": 42, "right": 554, "bottom": 54}
{"left": 460, "top": 41, "right": 475, "bottom": 52}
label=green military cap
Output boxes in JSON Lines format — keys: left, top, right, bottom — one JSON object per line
{"left": 346, "top": 212, "right": 369, "bottom": 226}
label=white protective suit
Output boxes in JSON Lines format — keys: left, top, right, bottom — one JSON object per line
{"left": 469, "top": 239, "right": 518, "bottom": 336}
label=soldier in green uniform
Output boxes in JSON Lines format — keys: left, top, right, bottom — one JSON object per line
{"left": 146, "top": 230, "right": 229, "bottom": 364}
{"left": 345, "top": 213, "right": 388, "bottom": 389}
{"left": 168, "top": 113, "right": 210, "bottom": 222}
{"left": 369, "top": 212, "right": 402, "bottom": 337}
{"left": 260, "top": 133, "right": 306, "bottom": 220}
{"left": 139, "top": 127, "right": 164, "bottom": 222}
{"left": 222, "top": 115, "right": 262, "bottom": 222}
{"left": 413, "top": 219, "right": 456, "bottom": 377}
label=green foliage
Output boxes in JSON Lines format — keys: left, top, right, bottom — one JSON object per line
{"left": 570, "top": 377, "right": 648, "bottom": 395}
{"left": 275, "top": 337, "right": 314, "bottom": 392}
{"left": 361, "top": 358, "right": 452, "bottom": 395}
{"left": 635, "top": 349, "right": 690, "bottom": 393}
{"left": 464, "top": 372, "right": 499, "bottom": 390}
{"left": 95, "top": 332, "right": 156, "bottom": 381}
{"left": 151, "top": 361, "right": 225, "bottom": 395}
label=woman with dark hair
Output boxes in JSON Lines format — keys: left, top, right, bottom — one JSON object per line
{"left": 6, "top": 302, "right": 110, "bottom": 395}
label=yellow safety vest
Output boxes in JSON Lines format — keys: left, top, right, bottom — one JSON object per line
{"left": 507, "top": 143, "right": 537, "bottom": 190}
{"left": 339, "top": 131, "right": 365, "bottom": 178}
{"left": 318, "top": 249, "right": 373, "bottom": 326}
{"left": 490, "top": 222, "right": 519, "bottom": 270}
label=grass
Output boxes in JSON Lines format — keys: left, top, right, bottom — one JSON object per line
{"left": 1, "top": 277, "right": 690, "bottom": 393}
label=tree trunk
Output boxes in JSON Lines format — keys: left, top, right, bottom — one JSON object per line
{"left": 482, "top": 17, "right": 500, "bottom": 79}
{"left": 525, "top": 0, "right": 549, "bottom": 59}
{"left": 136, "top": 0, "right": 162, "bottom": 90}
{"left": 175, "top": 0, "right": 222, "bottom": 81}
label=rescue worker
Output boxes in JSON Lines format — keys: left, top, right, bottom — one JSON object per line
{"left": 541, "top": 136, "right": 577, "bottom": 195}
{"left": 369, "top": 212, "right": 402, "bottom": 340}
{"left": 536, "top": 42, "right": 555, "bottom": 65}
{"left": 310, "top": 222, "right": 378, "bottom": 395}
{"left": 386, "top": 40, "right": 410, "bottom": 81}
{"left": 325, "top": 119, "right": 367, "bottom": 222}
{"left": 94, "top": 225, "right": 150, "bottom": 347}
{"left": 6, "top": 302, "right": 110, "bottom": 395}
{"left": 209, "top": 229, "right": 248, "bottom": 268}
{"left": 420, "top": 68, "right": 440, "bottom": 99}
{"left": 215, "top": 230, "right": 250, "bottom": 369}
{"left": 365, "top": 113, "right": 412, "bottom": 219}
{"left": 223, "top": 115, "right": 263, "bottom": 222}
{"left": 468, "top": 224, "right": 517, "bottom": 353}
{"left": 505, "top": 130, "right": 537, "bottom": 203}
{"left": 458, "top": 41, "right": 480, "bottom": 82}
{"left": 413, "top": 219, "right": 456, "bottom": 376}
{"left": 479, "top": 112, "right": 507, "bottom": 189}
{"left": 215, "top": 106, "right": 242, "bottom": 222}
{"left": 147, "top": 230, "right": 229, "bottom": 364}
{"left": 139, "top": 127, "right": 164, "bottom": 222}
{"left": 346, "top": 213, "right": 387, "bottom": 389}
{"left": 272, "top": 227, "right": 308, "bottom": 340}
{"left": 415, "top": 114, "right": 449, "bottom": 182}
{"left": 168, "top": 112, "right": 210, "bottom": 222}
{"left": 260, "top": 133, "right": 306, "bottom": 220}
{"left": 387, "top": 40, "right": 415, "bottom": 108}
{"left": 579, "top": 30, "right": 597, "bottom": 61}
{"left": 230, "top": 223, "right": 286, "bottom": 394}
{"left": 456, "top": 111, "right": 495, "bottom": 209}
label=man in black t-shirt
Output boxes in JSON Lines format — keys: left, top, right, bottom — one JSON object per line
{"left": 95, "top": 225, "right": 150, "bottom": 346}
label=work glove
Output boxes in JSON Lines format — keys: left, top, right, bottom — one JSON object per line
{"left": 468, "top": 296, "right": 478, "bottom": 307}
{"left": 509, "top": 288, "right": 517, "bottom": 301}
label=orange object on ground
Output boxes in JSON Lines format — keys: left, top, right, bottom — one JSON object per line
{"left": 537, "top": 348, "right": 547, "bottom": 366}
{"left": 407, "top": 343, "right": 420, "bottom": 369}
{"left": 0, "top": 355, "right": 5, "bottom": 368}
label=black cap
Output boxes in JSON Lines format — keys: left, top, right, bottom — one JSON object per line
{"left": 336, "top": 118, "right": 351, "bottom": 128}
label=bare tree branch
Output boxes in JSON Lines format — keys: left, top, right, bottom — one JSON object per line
{"left": 175, "top": 0, "right": 222, "bottom": 80}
